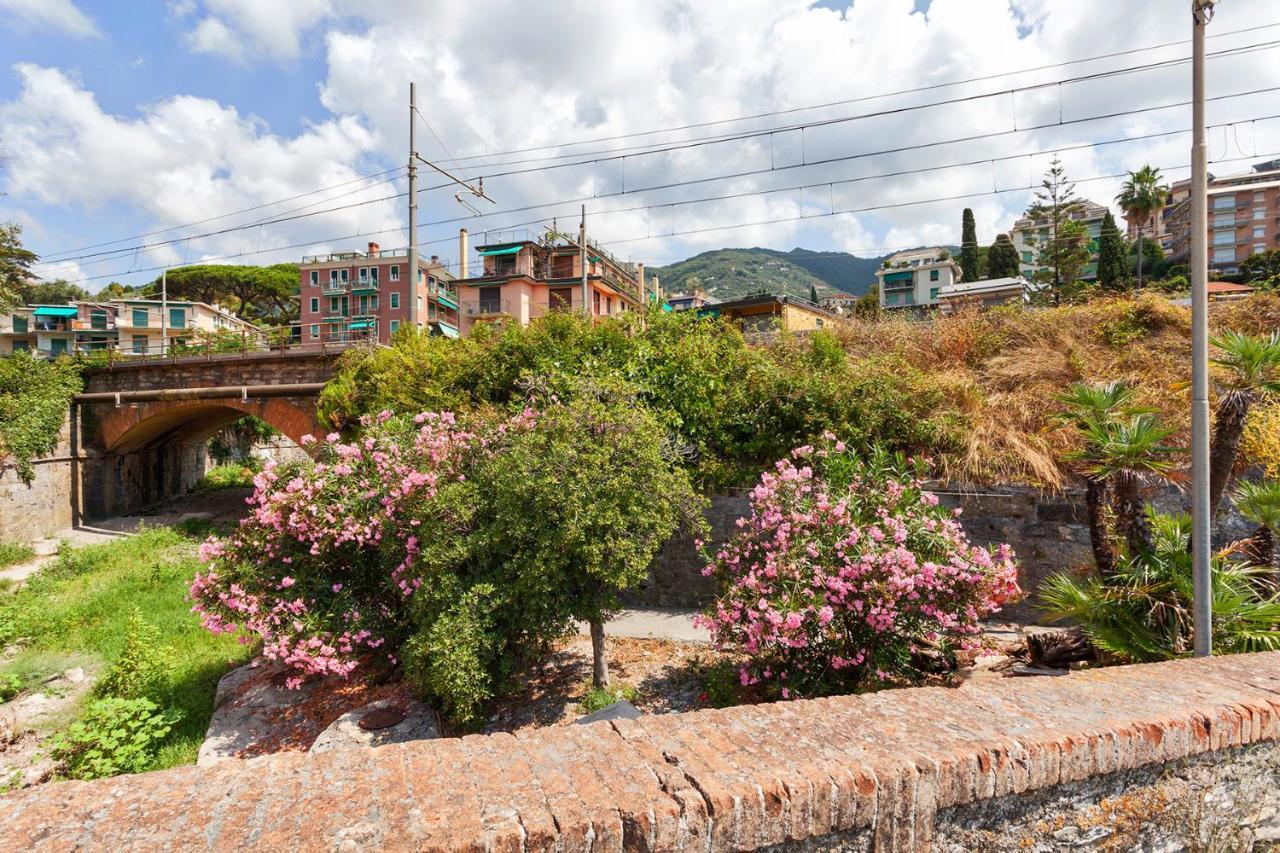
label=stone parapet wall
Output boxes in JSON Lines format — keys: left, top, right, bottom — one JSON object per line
{"left": 4, "top": 653, "right": 1280, "bottom": 851}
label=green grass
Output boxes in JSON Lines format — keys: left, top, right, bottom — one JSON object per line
{"left": 191, "top": 463, "right": 256, "bottom": 493}
{"left": 577, "top": 681, "right": 639, "bottom": 715}
{"left": 0, "top": 542, "right": 35, "bottom": 569}
{"left": 0, "top": 526, "right": 255, "bottom": 770}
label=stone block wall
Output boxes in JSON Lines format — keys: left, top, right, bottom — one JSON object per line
{"left": 0, "top": 417, "right": 75, "bottom": 542}
{"left": 4, "top": 652, "right": 1280, "bottom": 850}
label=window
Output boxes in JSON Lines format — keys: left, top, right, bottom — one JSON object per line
{"left": 309, "top": 297, "right": 319, "bottom": 313}
{"left": 1213, "top": 230, "right": 1235, "bottom": 246}
{"left": 1021, "top": 251, "right": 1032, "bottom": 263}
{"left": 49, "top": 338, "right": 67, "bottom": 355}
{"left": 592, "top": 290, "right": 601, "bottom": 316}
{"left": 132, "top": 335, "right": 147, "bottom": 355}
{"left": 929, "top": 269, "right": 939, "bottom": 281}
{"left": 132, "top": 308, "right": 148, "bottom": 327}
{"left": 606, "top": 296, "right": 613, "bottom": 314}
{"left": 884, "top": 292, "right": 898, "bottom": 306}
{"left": 1254, "top": 226, "right": 1266, "bottom": 239}
{"left": 330, "top": 270, "right": 339, "bottom": 283}
{"left": 427, "top": 302, "right": 437, "bottom": 319}
{"left": 370, "top": 266, "right": 379, "bottom": 282}
{"left": 815, "top": 319, "right": 823, "bottom": 328}
{"left": 91, "top": 310, "right": 108, "bottom": 330}
{"left": 12, "top": 340, "right": 29, "bottom": 352}
{"left": 310, "top": 324, "right": 319, "bottom": 339}
{"left": 550, "top": 287, "right": 573, "bottom": 309}
{"left": 390, "top": 292, "right": 400, "bottom": 309}
{"left": 1213, "top": 196, "right": 1235, "bottom": 210}
{"left": 169, "top": 308, "right": 186, "bottom": 329}
{"left": 329, "top": 297, "right": 339, "bottom": 313}
{"left": 551, "top": 254, "right": 574, "bottom": 278}
{"left": 358, "top": 267, "right": 368, "bottom": 282}
{"left": 339, "top": 269, "right": 349, "bottom": 283}
{"left": 309, "top": 270, "right": 319, "bottom": 286}
{"left": 1254, "top": 208, "right": 1266, "bottom": 221}
{"left": 390, "top": 265, "right": 400, "bottom": 281}
{"left": 1213, "top": 247, "right": 1236, "bottom": 264}
{"left": 929, "top": 287, "right": 940, "bottom": 301}
{"left": 1255, "top": 244, "right": 1267, "bottom": 255}
{"left": 479, "top": 287, "right": 501, "bottom": 314}
{"left": 389, "top": 320, "right": 400, "bottom": 333}
{"left": 1255, "top": 191, "right": 1266, "bottom": 202}
{"left": 1214, "top": 212, "right": 1235, "bottom": 228}
{"left": 12, "top": 316, "right": 27, "bottom": 334}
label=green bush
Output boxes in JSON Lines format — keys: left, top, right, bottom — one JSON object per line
{"left": 46, "top": 697, "right": 181, "bottom": 780}
{"left": 1041, "top": 510, "right": 1280, "bottom": 661}
{"left": 191, "top": 464, "right": 256, "bottom": 492}
{"left": 578, "top": 682, "right": 638, "bottom": 715}
{"left": 0, "top": 352, "right": 82, "bottom": 481}
{"left": 95, "top": 611, "right": 169, "bottom": 702}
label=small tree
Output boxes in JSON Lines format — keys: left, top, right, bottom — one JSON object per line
{"left": 1208, "top": 331, "right": 1280, "bottom": 515}
{"left": 959, "top": 207, "right": 981, "bottom": 282}
{"left": 1096, "top": 211, "right": 1130, "bottom": 292}
{"left": 1240, "top": 249, "right": 1280, "bottom": 283}
{"left": 809, "top": 284, "right": 819, "bottom": 304}
{"left": 986, "top": 233, "right": 1022, "bottom": 278}
{"left": 1116, "top": 166, "right": 1169, "bottom": 288}
{"left": 1026, "top": 156, "right": 1086, "bottom": 304}
{"left": 1032, "top": 218, "right": 1091, "bottom": 303}
{"left": 0, "top": 221, "right": 38, "bottom": 311}
{"left": 477, "top": 388, "right": 704, "bottom": 688}
{"left": 1232, "top": 479, "right": 1280, "bottom": 569}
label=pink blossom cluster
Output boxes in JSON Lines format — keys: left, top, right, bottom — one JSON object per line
{"left": 697, "top": 436, "right": 1021, "bottom": 699}
{"left": 189, "top": 409, "right": 536, "bottom": 683}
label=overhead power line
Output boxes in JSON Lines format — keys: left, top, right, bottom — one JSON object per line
{"left": 50, "top": 147, "right": 1276, "bottom": 289}
{"left": 43, "top": 81, "right": 1280, "bottom": 269}
{"left": 439, "top": 20, "right": 1280, "bottom": 166}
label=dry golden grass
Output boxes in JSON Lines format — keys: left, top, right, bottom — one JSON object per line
{"left": 829, "top": 292, "right": 1280, "bottom": 489}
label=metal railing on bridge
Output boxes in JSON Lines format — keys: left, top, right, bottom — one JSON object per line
{"left": 5, "top": 328, "right": 373, "bottom": 367}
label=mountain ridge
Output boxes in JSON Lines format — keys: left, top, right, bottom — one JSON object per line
{"left": 647, "top": 247, "right": 890, "bottom": 302}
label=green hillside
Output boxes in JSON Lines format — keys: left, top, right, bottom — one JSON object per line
{"left": 648, "top": 247, "right": 889, "bottom": 301}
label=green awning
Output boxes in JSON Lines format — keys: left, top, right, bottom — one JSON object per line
{"left": 348, "top": 320, "right": 373, "bottom": 330}
{"left": 434, "top": 322, "right": 460, "bottom": 339}
{"left": 352, "top": 287, "right": 378, "bottom": 295}
{"left": 661, "top": 302, "right": 673, "bottom": 312}
{"left": 33, "top": 306, "right": 79, "bottom": 317}
{"left": 477, "top": 246, "right": 522, "bottom": 256}
{"left": 322, "top": 317, "right": 348, "bottom": 324}
{"left": 882, "top": 271, "right": 914, "bottom": 282}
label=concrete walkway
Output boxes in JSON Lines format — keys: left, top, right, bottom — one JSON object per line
{"left": 576, "top": 608, "right": 710, "bottom": 643}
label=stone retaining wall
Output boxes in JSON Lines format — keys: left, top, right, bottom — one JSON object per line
{"left": 3, "top": 653, "right": 1280, "bottom": 851}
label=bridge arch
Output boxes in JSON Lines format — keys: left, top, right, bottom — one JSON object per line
{"left": 97, "top": 397, "right": 322, "bottom": 454}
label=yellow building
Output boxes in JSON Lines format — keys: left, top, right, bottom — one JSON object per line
{"left": 697, "top": 294, "right": 836, "bottom": 332}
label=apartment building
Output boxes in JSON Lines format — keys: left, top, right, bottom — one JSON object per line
{"left": 875, "top": 248, "right": 962, "bottom": 310}
{"left": 297, "top": 241, "right": 460, "bottom": 344}
{"left": 0, "top": 299, "right": 253, "bottom": 356}
{"left": 1009, "top": 199, "right": 1110, "bottom": 283}
{"left": 937, "top": 276, "right": 1039, "bottom": 314}
{"left": 695, "top": 294, "right": 835, "bottom": 332}
{"left": 818, "top": 292, "right": 863, "bottom": 315}
{"left": 1164, "top": 160, "right": 1280, "bottom": 274}
{"left": 455, "top": 230, "right": 646, "bottom": 331}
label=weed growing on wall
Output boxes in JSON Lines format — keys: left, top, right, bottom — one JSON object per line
{"left": 0, "top": 352, "right": 81, "bottom": 481}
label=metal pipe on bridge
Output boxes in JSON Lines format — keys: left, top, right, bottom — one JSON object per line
{"left": 74, "top": 383, "right": 328, "bottom": 404}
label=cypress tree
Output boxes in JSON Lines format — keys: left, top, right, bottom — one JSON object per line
{"left": 959, "top": 208, "right": 981, "bottom": 281}
{"left": 1096, "top": 210, "right": 1130, "bottom": 291}
{"left": 809, "top": 284, "right": 819, "bottom": 303}
{"left": 987, "top": 234, "right": 1021, "bottom": 279}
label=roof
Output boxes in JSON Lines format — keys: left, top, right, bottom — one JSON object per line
{"left": 701, "top": 294, "right": 836, "bottom": 317}
{"left": 1207, "top": 281, "right": 1256, "bottom": 294}
{"left": 938, "top": 277, "right": 1033, "bottom": 298}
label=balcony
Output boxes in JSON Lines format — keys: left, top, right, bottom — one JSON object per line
{"left": 322, "top": 284, "right": 349, "bottom": 296}
{"left": 463, "top": 299, "right": 554, "bottom": 320}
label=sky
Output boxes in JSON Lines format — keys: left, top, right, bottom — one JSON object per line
{"left": 1, "top": 0, "right": 1279, "bottom": 291}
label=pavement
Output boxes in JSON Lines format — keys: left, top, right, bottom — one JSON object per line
{"left": 575, "top": 608, "right": 710, "bottom": 643}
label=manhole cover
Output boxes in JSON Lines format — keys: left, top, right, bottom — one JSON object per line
{"left": 359, "top": 707, "right": 406, "bottom": 731}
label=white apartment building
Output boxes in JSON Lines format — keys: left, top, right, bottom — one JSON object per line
{"left": 1009, "top": 199, "right": 1110, "bottom": 282}
{"left": 0, "top": 299, "right": 256, "bottom": 356}
{"left": 875, "top": 248, "right": 962, "bottom": 310}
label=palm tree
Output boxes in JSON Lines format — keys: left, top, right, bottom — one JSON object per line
{"left": 1058, "top": 381, "right": 1142, "bottom": 575}
{"left": 1076, "top": 413, "right": 1178, "bottom": 558}
{"left": 1208, "top": 331, "right": 1280, "bottom": 515}
{"left": 1115, "top": 166, "right": 1169, "bottom": 288}
{"left": 1233, "top": 479, "right": 1280, "bottom": 569}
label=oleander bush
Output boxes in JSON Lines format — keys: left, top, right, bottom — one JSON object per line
{"left": 698, "top": 437, "right": 1021, "bottom": 701}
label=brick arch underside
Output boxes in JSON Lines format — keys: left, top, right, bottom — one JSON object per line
{"left": 98, "top": 398, "right": 320, "bottom": 454}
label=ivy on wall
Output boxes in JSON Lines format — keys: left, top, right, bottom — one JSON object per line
{"left": 0, "top": 352, "right": 83, "bottom": 481}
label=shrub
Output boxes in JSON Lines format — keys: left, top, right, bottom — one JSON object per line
{"left": 1041, "top": 510, "right": 1280, "bottom": 661}
{"left": 46, "top": 697, "right": 180, "bottom": 780}
{"left": 95, "top": 611, "right": 169, "bottom": 702}
{"left": 698, "top": 438, "right": 1020, "bottom": 700}
{"left": 0, "top": 542, "right": 34, "bottom": 569}
{"left": 578, "top": 682, "right": 638, "bottom": 715}
{"left": 191, "top": 464, "right": 256, "bottom": 492}
{"left": 1243, "top": 400, "right": 1280, "bottom": 479}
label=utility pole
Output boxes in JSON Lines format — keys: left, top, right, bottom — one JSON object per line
{"left": 1191, "top": 0, "right": 1215, "bottom": 657}
{"left": 407, "top": 82, "right": 419, "bottom": 332}
{"left": 580, "top": 204, "right": 589, "bottom": 317}
{"left": 160, "top": 268, "right": 168, "bottom": 358}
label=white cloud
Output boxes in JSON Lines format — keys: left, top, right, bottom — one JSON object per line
{"left": 0, "top": 0, "right": 99, "bottom": 38}
{"left": 182, "top": 0, "right": 333, "bottom": 62}
{"left": 185, "top": 17, "right": 245, "bottom": 62}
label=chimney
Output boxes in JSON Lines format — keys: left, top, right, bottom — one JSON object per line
{"left": 459, "top": 228, "right": 469, "bottom": 278}
{"left": 367, "top": 241, "right": 380, "bottom": 256}
{"left": 654, "top": 275, "right": 662, "bottom": 301}
{"left": 430, "top": 255, "right": 439, "bottom": 265}
{"left": 636, "top": 262, "right": 645, "bottom": 302}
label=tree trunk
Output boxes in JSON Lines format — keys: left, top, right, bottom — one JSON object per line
{"left": 1209, "top": 396, "right": 1251, "bottom": 518}
{"left": 1027, "top": 627, "right": 1095, "bottom": 668}
{"left": 589, "top": 619, "right": 610, "bottom": 690}
{"left": 1136, "top": 229, "right": 1145, "bottom": 288}
{"left": 1113, "top": 473, "right": 1153, "bottom": 557}
{"left": 1244, "top": 525, "right": 1276, "bottom": 569}
{"left": 1085, "top": 477, "right": 1116, "bottom": 576}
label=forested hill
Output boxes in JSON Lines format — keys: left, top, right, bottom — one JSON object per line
{"left": 647, "top": 247, "right": 890, "bottom": 301}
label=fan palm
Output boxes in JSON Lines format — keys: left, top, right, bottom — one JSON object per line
{"left": 1233, "top": 479, "right": 1280, "bottom": 569}
{"left": 1074, "top": 413, "right": 1177, "bottom": 558}
{"left": 1041, "top": 510, "right": 1280, "bottom": 661}
{"left": 1057, "top": 381, "right": 1144, "bottom": 574}
{"left": 1115, "top": 165, "right": 1169, "bottom": 287}
{"left": 1208, "top": 331, "right": 1280, "bottom": 515}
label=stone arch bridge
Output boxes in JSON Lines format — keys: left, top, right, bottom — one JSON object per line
{"left": 72, "top": 349, "right": 343, "bottom": 522}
